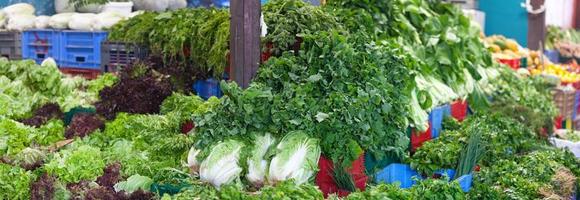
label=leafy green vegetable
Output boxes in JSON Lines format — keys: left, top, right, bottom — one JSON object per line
{"left": 454, "top": 129, "right": 485, "bottom": 179}
{"left": 114, "top": 174, "right": 153, "bottom": 193}
{"left": 263, "top": 0, "right": 344, "bottom": 55}
{"left": 409, "top": 130, "right": 464, "bottom": 176}
{"left": 410, "top": 178, "right": 466, "bottom": 200}
{"left": 32, "top": 119, "right": 65, "bottom": 146}
{"left": 172, "top": 183, "right": 220, "bottom": 200}
{"left": 45, "top": 144, "right": 105, "bottom": 183}
{"left": 13, "top": 147, "right": 46, "bottom": 170}
{"left": 0, "top": 118, "right": 33, "bottom": 157}
{"left": 259, "top": 180, "right": 324, "bottom": 199}
{"left": 341, "top": 183, "right": 412, "bottom": 200}
{"left": 0, "top": 163, "right": 34, "bottom": 200}
{"left": 86, "top": 73, "right": 118, "bottom": 96}
{"left": 101, "top": 139, "right": 175, "bottom": 178}
{"left": 160, "top": 93, "right": 220, "bottom": 122}
{"left": 173, "top": 184, "right": 251, "bottom": 200}
{"left": 98, "top": 112, "right": 192, "bottom": 165}
{"left": 109, "top": 9, "right": 230, "bottom": 78}
{"left": 471, "top": 150, "right": 575, "bottom": 199}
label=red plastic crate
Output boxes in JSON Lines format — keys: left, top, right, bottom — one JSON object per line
{"left": 316, "top": 154, "right": 367, "bottom": 198}
{"left": 411, "top": 122, "right": 432, "bottom": 152}
{"left": 59, "top": 67, "right": 101, "bottom": 80}
{"left": 451, "top": 100, "right": 468, "bottom": 122}
{"left": 498, "top": 58, "right": 521, "bottom": 70}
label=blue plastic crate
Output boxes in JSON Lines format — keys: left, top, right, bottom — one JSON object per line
{"left": 375, "top": 163, "right": 422, "bottom": 189}
{"left": 442, "top": 104, "right": 451, "bottom": 117}
{"left": 429, "top": 104, "right": 449, "bottom": 138}
{"left": 455, "top": 173, "right": 473, "bottom": 192}
{"left": 22, "top": 29, "right": 60, "bottom": 64}
{"left": 193, "top": 78, "right": 223, "bottom": 100}
{"left": 213, "top": 0, "right": 229, "bottom": 7}
{"left": 59, "top": 31, "right": 108, "bottom": 70}
{"left": 544, "top": 50, "right": 559, "bottom": 64}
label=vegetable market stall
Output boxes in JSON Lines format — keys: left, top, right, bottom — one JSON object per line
{"left": 0, "top": 0, "right": 578, "bottom": 199}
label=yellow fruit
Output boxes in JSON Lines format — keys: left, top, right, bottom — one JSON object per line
{"left": 506, "top": 39, "right": 519, "bottom": 52}
{"left": 489, "top": 44, "right": 501, "bottom": 53}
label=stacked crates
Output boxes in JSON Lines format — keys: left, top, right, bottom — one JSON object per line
{"left": 0, "top": 31, "right": 22, "bottom": 60}
{"left": 100, "top": 41, "right": 148, "bottom": 73}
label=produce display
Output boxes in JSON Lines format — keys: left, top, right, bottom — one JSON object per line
{"left": 108, "top": 9, "right": 230, "bottom": 79}
{"left": 485, "top": 35, "right": 523, "bottom": 60}
{"left": 546, "top": 25, "right": 580, "bottom": 63}
{"left": 0, "top": 0, "right": 579, "bottom": 200}
{"left": 530, "top": 63, "right": 580, "bottom": 84}
{"left": 546, "top": 25, "right": 580, "bottom": 48}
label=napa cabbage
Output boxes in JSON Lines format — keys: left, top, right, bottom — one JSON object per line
{"left": 268, "top": 131, "right": 321, "bottom": 185}
{"left": 199, "top": 140, "right": 244, "bottom": 188}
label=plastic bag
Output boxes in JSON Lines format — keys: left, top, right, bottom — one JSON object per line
{"left": 49, "top": 13, "right": 75, "bottom": 29}
{"left": 127, "top": 11, "right": 144, "bottom": 18}
{"left": 550, "top": 138, "right": 580, "bottom": 158}
{"left": 168, "top": 0, "right": 187, "bottom": 10}
{"left": 2, "top": 3, "right": 35, "bottom": 17}
{"left": 149, "top": 0, "right": 169, "bottom": 11}
{"left": 134, "top": 0, "right": 169, "bottom": 12}
{"left": 102, "top": 2, "right": 134, "bottom": 16}
{"left": 6, "top": 14, "right": 35, "bottom": 31}
{"left": 93, "top": 12, "right": 125, "bottom": 31}
{"left": 132, "top": 0, "right": 147, "bottom": 10}
{"left": 68, "top": 13, "right": 97, "bottom": 31}
{"left": 55, "top": 0, "right": 74, "bottom": 13}
{"left": 35, "top": 15, "right": 51, "bottom": 29}
{"left": 260, "top": 13, "right": 267, "bottom": 37}
{"left": 76, "top": 4, "right": 103, "bottom": 13}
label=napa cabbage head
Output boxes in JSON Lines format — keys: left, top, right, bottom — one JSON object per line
{"left": 409, "top": 89, "right": 429, "bottom": 132}
{"left": 41, "top": 57, "right": 58, "bottom": 68}
{"left": 268, "top": 131, "right": 321, "bottom": 185}
{"left": 187, "top": 145, "right": 201, "bottom": 173}
{"left": 199, "top": 140, "right": 244, "bottom": 189}
{"left": 114, "top": 174, "right": 153, "bottom": 193}
{"left": 246, "top": 133, "right": 276, "bottom": 188}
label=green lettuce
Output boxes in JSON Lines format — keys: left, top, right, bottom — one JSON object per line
{"left": 0, "top": 118, "right": 32, "bottom": 156}
{"left": 0, "top": 163, "right": 34, "bottom": 200}
{"left": 45, "top": 145, "right": 105, "bottom": 183}
{"left": 32, "top": 119, "right": 65, "bottom": 146}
